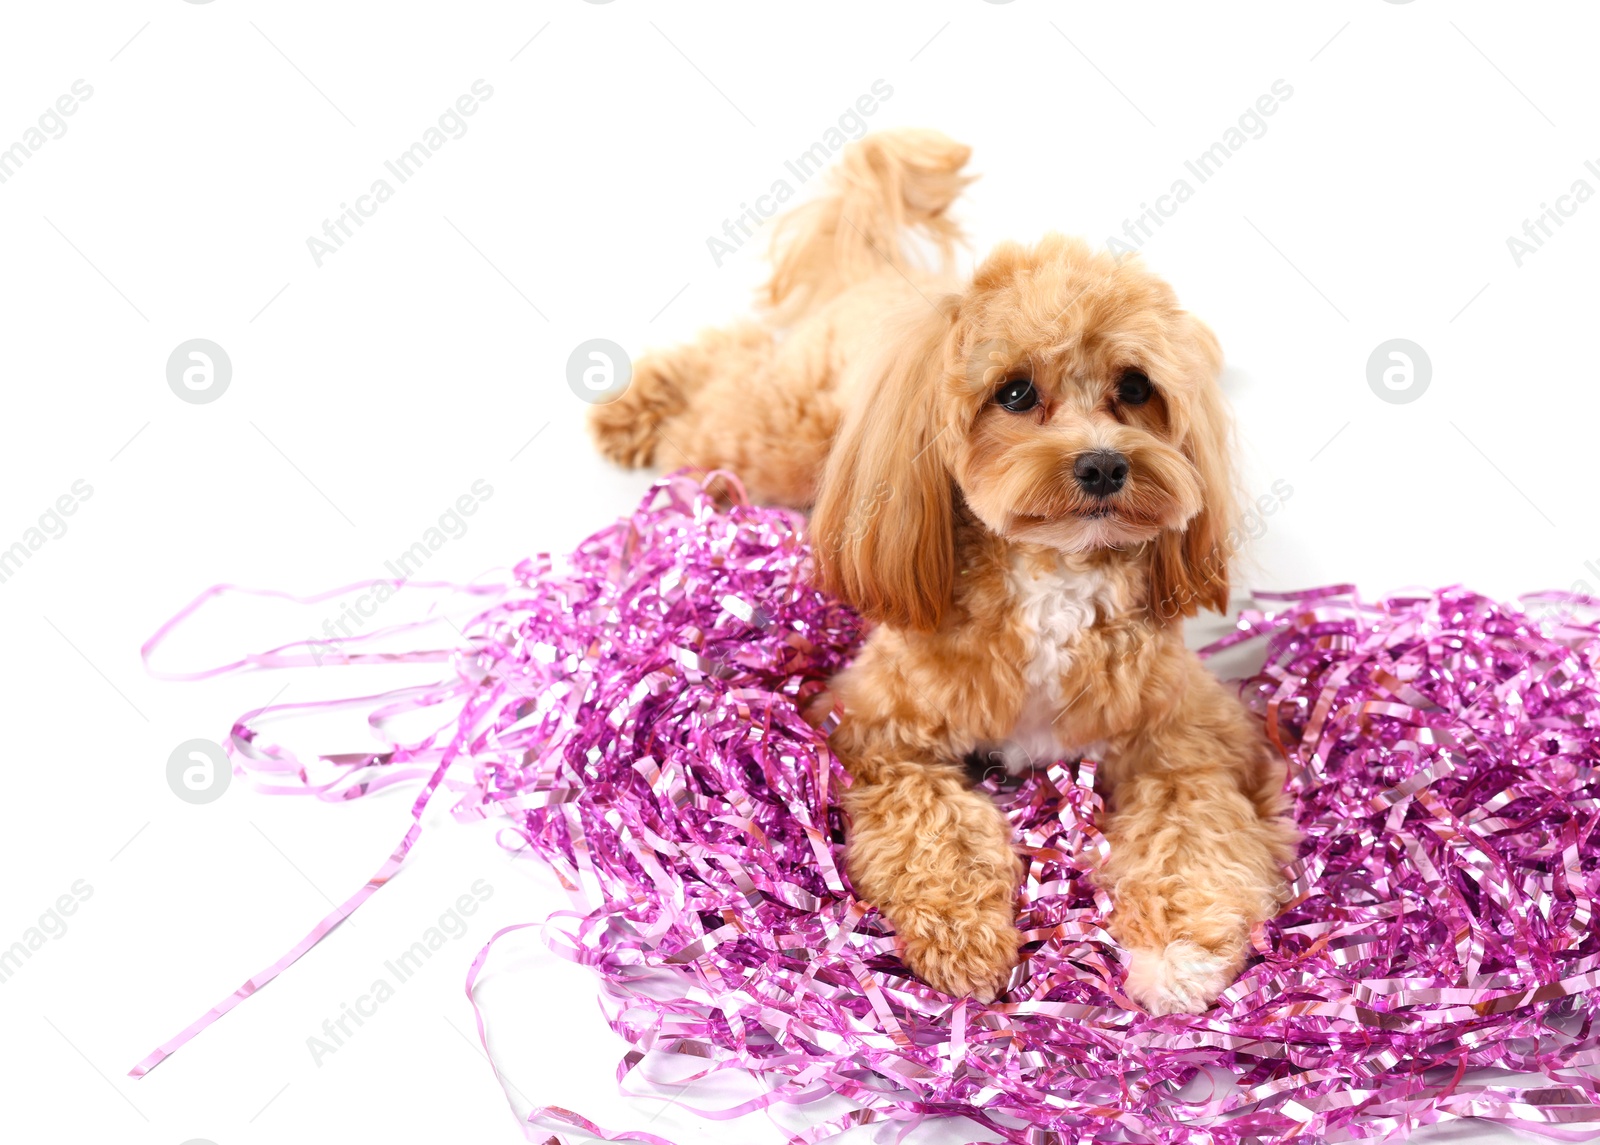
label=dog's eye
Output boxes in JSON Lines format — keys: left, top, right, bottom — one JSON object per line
{"left": 993, "top": 377, "right": 1039, "bottom": 413}
{"left": 1117, "top": 369, "right": 1153, "bottom": 406}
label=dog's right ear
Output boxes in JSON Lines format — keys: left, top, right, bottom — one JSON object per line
{"left": 810, "top": 301, "right": 957, "bottom": 631}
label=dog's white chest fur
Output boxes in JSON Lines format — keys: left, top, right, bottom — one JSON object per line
{"left": 977, "top": 552, "right": 1116, "bottom": 775}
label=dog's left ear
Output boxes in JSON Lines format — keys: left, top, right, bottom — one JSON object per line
{"left": 810, "top": 301, "right": 958, "bottom": 631}
{"left": 1149, "top": 317, "right": 1238, "bottom": 622}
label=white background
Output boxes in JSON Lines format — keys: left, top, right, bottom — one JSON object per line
{"left": 1, "top": 2, "right": 1596, "bottom": 1143}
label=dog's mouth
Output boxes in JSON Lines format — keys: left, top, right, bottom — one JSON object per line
{"left": 1012, "top": 504, "right": 1120, "bottom": 527}
{"left": 1007, "top": 502, "right": 1166, "bottom": 553}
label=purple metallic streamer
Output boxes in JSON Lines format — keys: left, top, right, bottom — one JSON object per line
{"left": 133, "top": 473, "right": 1600, "bottom": 1145}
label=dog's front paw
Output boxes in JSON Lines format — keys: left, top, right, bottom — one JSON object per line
{"left": 894, "top": 900, "right": 1021, "bottom": 1003}
{"left": 1123, "top": 939, "right": 1240, "bottom": 1015}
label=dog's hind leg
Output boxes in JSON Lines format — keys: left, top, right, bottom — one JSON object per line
{"left": 588, "top": 319, "right": 773, "bottom": 472}
{"left": 591, "top": 317, "right": 843, "bottom": 508}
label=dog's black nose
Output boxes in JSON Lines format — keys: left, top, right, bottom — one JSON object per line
{"left": 1073, "top": 449, "right": 1129, "bottom": 498}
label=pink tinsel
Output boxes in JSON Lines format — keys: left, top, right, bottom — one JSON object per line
{"left": 135, "top": 473, "right": 1600, "bottom": 1144}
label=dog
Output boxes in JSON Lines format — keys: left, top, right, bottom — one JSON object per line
{"left": 589, "top": 128, "right": 1298, "bottom": 1014}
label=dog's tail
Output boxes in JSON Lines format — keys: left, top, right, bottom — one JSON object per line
{"left": 764, "top": 128, "right": 973, "bottom": 323}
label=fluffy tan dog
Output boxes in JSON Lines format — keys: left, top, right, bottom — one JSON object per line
{"left": 590, "top": 129, "right": 1298, "bottom": 1014}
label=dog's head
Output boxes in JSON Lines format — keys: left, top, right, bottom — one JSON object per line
{"left": 812, "top": 235, "right": 1236, "bottom": 630}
